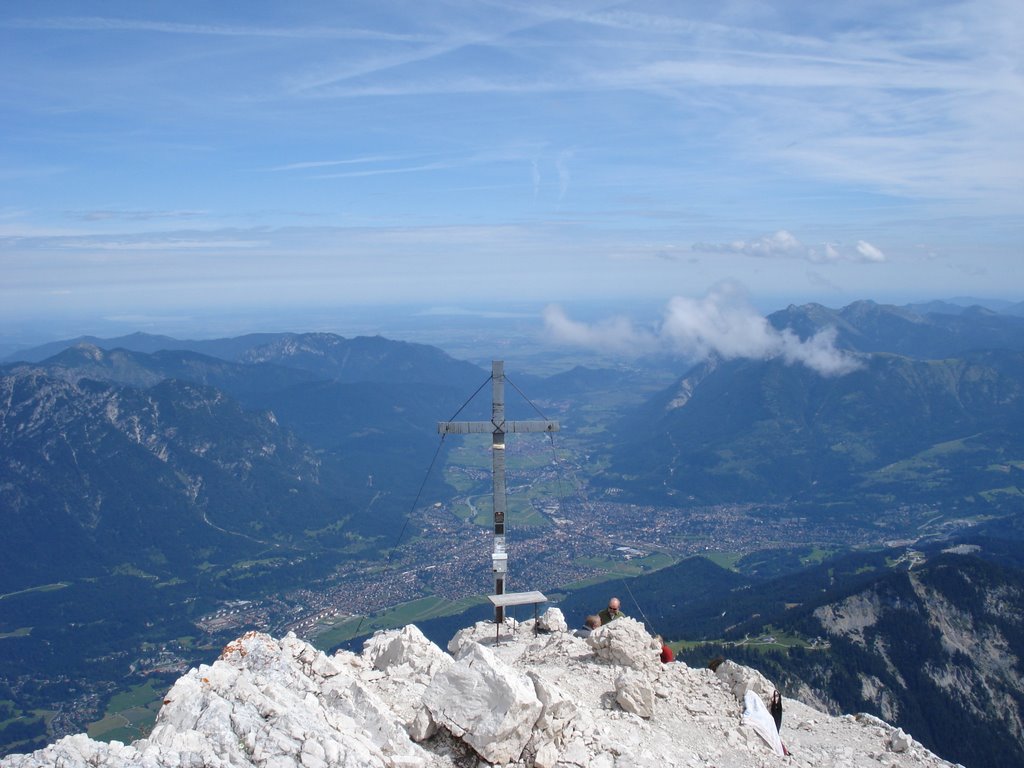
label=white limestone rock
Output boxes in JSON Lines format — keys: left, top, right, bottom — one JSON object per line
{"left": 529, "top": 670, "right": 578, "bottom": 735}
{"left": 536, "top": 607, "right": 568, "bottom": 634}
{"left": 422, "top": 641, "right": 542, "bottom": 764}
{"left": 522, "top": 670, "right": 579, "bottom": 766}
{"left": 448, "top": 619, "right": 498, "bottom": 656}
{"left": 889, "top": 728, "right": 912, "bottom": 753}
{"left": 714, "top": 659, "right": 779, "bottom": 707}
{"left": 533, "top": 739, "right": 561, "bottom": 768}
{"left": 156, "top": 632, "right": 426, "bottom": 768}
{"left": 319, "top": 668, "right": 422, "bottom": 757}
{"left": 358, "top": 625, "right": 451, "bottom": 742}
{"left": 1, "top": 623, "right": 963, "bottom": 768}
{"left": 585, "top": 616, "right": 661, "bottom": 669}
{"left": 362, "top": 625, "right": 451, "bottom": 679}
{"left": 0, "top": 735, "right": 143, "bottom": 768}
{"left": 447, "top": 618, "right": 531, "bottom": 658}
{"left": 615, "top": 671, "right": 656, "bottom": 719}
{"left": 3, "top": 632, "right": 436, "bottom": 768}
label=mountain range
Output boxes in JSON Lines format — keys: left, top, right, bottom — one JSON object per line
{"left": 671, "top": 539, "right": 1024, "bottom": 768}
{"left": 1, "top": 335, "right": 487, "bottom": 592}
{"left": 769, "top": 300, "right": 1024, "bottom": 358}
{"left": 0, "top": 333, "right": 492, "bottom": 756}
{"left": 604, "top": 301, "right": 1024, "bottom": 517}
{"left": 0, "top": 369, "right": 339, "bottom": 594}
{"left": 3, "top": 299, "right": 1024, "bottom": 763}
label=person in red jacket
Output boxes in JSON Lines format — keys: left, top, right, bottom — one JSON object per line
{"left": 656, "top": 635, "right": 674, "bottom": 663}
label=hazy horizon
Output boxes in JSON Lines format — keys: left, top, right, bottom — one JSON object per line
{"left": 1, "top": 292, "right": 1018, "bottom": 365}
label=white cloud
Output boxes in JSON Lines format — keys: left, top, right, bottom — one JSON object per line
{"left": 544, "top": 283, "right": 861, "bottom": 376}
{"left": 855, "top": 240, "right": 886, "bottom": 262}
{"left": 543, "top": 305, "right": 657, "bottom": 355}
{"left": 693, "top": 230, "right": 887, "bottom": 264}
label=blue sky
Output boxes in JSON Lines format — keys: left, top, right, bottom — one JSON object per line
{"left": 1, "top": 0, "right": 1022, "bottom": 343}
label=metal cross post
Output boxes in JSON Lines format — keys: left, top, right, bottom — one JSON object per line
{"left": 438, "top": 361, "right": 559, "bottom": 623}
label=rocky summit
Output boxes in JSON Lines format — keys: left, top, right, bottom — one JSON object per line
{"left": 1, "top": 612, "right": 956, "bottom": 768}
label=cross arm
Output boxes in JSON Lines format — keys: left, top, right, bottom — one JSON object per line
{"left": 504, "top": 420, "right": 559, "bottom": 433}
{"left": 438, "top": 421, "right": 493, "bottom": 435}
{"left": 438, "top": 420, "right": 559, "bottom": 435}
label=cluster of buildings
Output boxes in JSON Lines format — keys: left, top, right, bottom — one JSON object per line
{"left": 202, "top": 494, "right": 889, "bottom": 643}
{"left": 190, "top": 437, "right": 944, "bottom": 648}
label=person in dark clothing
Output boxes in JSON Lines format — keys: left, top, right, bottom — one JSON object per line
{"left": 575, "top": 614, "right": 601, "bottom": 638}
{"left": 770, "top": 690, "right": 789, "bottom": 755}
{"left": 770, "top": 690, "right": 783, "bottom": 732}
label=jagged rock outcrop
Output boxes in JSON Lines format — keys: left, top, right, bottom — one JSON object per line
{"left": 361, "top": 624, "right": 451, "bottom": 742}
{"left": 423, "top": 642, "right": 542, "bottom": 764}
{"left": 535, "top": 607, "right": 568, "bottom": 634}
{"left": 714, "top": 659, "right": 781, "bottom": 705}
{"left": 1, "top": 618, "right": 959, "bottom": 768}
{"left": 585, "top": 616, "right": 662, "bottom": 669}
{"left": 614, "top": 671, "right": 656, "bottom": 719}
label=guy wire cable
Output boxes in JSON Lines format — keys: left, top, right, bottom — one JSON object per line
{"left": 619, "top": 570, "right": 658, "bottom": 637}
{"left": 349, "top": 372, "right": 492, "bottom": 640}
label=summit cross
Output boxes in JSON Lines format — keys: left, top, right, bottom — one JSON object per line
{"left": 437, "top": 361, "right": 559, "bottom": 622}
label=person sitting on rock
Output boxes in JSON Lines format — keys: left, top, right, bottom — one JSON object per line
{"left": 598, "top": 597, "right": 624, "bottom": 625}
{"left": 656, "top": 635, "right": 674, "bottom": 663}
{"left": 575, "top": 614, "right": 601, "bottom": 638}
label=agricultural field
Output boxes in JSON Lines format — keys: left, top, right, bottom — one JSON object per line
{"left": 87, "top": 678, "right": 171, "bottom": 744}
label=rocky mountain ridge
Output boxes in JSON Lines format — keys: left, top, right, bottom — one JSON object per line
{"left": 0, "top": 614, "right": 954, "bottom": 768}
{"left": 668, "top": 544, "right": 1024, "bottom": 768}
{"left": 604, "top": 298, "right": 1024, "bottom": 507}
{"left": 3, "top": 333, "right": 486, "bottom": 389}
{"left": 801, "top": 552, "right": 1024, "bottom": 767}
{"left": 766, "top": 300, "right": 1024, "bottom": 358}
{"left": 0, "top": 368, "right": 346, "bottom": 593}
{"left": 607, "top": 347, "right": 1024, "bottom": 507}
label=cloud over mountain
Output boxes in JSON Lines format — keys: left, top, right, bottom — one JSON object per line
{"left": 545, "top": 284, "right": 861, "bottom": 376}
{"left": 542, "top": 306, "right": 658, "bottom": 355}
